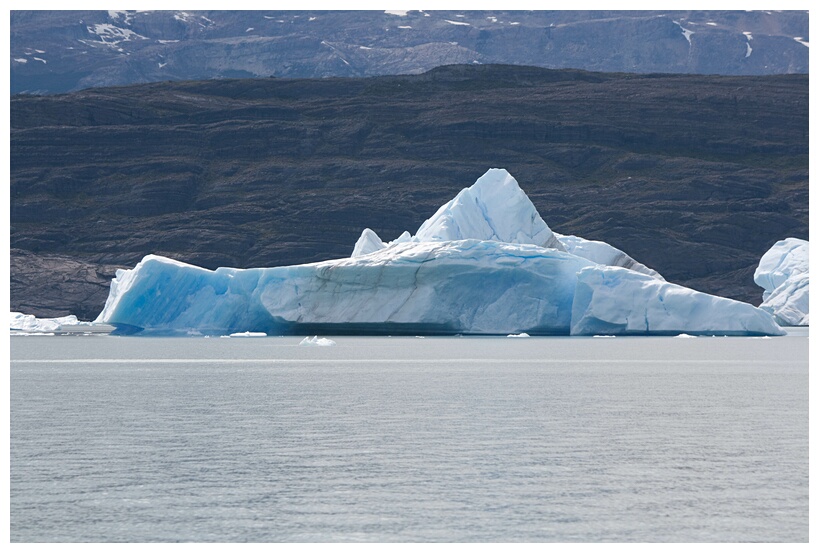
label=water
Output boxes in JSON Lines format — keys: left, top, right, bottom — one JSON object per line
{"left": 10, "top": 334, "right": 808, "bottom": 542}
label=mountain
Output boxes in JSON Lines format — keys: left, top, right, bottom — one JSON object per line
{"left": 10, "top": 65, "right": 808, "bottom": 319}
{"left": 11, "top": 10, "right": 809, "bottom": 95}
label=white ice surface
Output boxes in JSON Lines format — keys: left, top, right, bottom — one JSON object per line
{"left": 414, "top": 169, "right": 565, "bottom": 251}
{"left": 754, "top": 238, "right": 809, "bottom": 325}
{"left": 571, "top": 266, "right": 784, "bottom": 336}
{"left": 10, "top": 312, "right": 85, "bottom": 333}
{"left": 299, "top": 336, "right": 336, "bottom": 346}
{"left": 352, "top": 228, "right": 387, "bottom": 257}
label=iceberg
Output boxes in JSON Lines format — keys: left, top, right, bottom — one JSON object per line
{"left": 96, "top": 168, "right": 783, "bottom": 337}
{"left": 299, "top": 336, "right": 337, "bottom": 346}
{"left": 754, "top": 238, "right": 809, "bottom": 326}
{"left": 11, "top": 311, "right": 79, "bottom": 332}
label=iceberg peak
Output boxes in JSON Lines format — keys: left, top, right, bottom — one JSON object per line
{"left": 414, "top": 168, "right": 565, "bottom": 251}
{"left": 352, "top": 228, "right": 387, "bottom": 257}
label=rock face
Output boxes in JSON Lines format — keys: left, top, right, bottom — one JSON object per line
{"left": 10, "top": 10, "right": 809, "bottom": 94}
{"left": 9, "top": 65, "right": 808, "bottom": 318}
{"left": 10, "top": 249, "right": 125, "bottom": 320}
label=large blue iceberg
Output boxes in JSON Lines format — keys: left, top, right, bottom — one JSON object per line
{"left": 96, "top": 169, "right": 784, "bottom": 336}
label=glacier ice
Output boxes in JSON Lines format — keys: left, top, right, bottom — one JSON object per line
{"left": 96, "top": 168, "right": 784, "bottom": 337}
{"left": 10, "top": 311, "right": 84, "bottom": 334}
{"left": 571, "top": 267, "right": 784, "bottom": 336}
{"left": 352, "top": 229, "right": 411, "bottom": 257}
{"left": 98, "top": 241, "right": 595, "bottom": 335}
{"left": 352, "top": 228, "right": 387, "bottom": 257}
{"left": 414, "top": 168, "right": 565, "bottom": 250}
{"left": 754, "top": 238, "right": 809, "bottom": 326}
{"left": 299, "top": 336, "right": 337, "bottom": 346}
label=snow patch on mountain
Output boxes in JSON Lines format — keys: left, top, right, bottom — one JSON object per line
{"left": 673, "top": 20, "right": 694, "bottom": 44}
{"left": 87, "top": 24, "right": 148, "bottom": 46}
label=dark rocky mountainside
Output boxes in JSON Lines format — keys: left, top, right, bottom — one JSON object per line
{"left": 10, "top": 65, "right": 808, "bottom": 318}
{"left": 11, "top": 10, "right": 809, "bottom": 95}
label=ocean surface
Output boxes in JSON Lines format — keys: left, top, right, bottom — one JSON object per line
{"left": 10, "top": 332, "right": 809, "bottom": 542}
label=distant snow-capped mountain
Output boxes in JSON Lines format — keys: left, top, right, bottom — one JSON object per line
{"left": 11, "top": 9, "right": 809, "bottom": 94}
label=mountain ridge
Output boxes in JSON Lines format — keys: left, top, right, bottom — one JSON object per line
{"left": 11, "top": 10, "right": 809, "bottom": 95}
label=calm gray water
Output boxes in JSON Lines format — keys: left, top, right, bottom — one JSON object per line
{"left": 10, "top": 334, "right": 808, "bottom": 542}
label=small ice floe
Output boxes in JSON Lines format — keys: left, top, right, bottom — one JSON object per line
{"left": 228, "top": 331, "right": 267, "bottom": 338}
{"left": 507, "top": 332, "right": 530, "bottom": 338}
{"left": 592, "top": 335, "right": 616, "bottom": 338}
{"left": 676, "top": 333, "right": 697, "bottom": 338}
{"left": 747, "top": 336, "right": 772, "bottom": 339}
{"left": 11, "top": 311, "right": 83, "bottom": 334}
{"left": 415, "top": 336, "right": 426, "bottom": 339}
{"left": 299, "top": 336, "right": 336, "bottom": 346}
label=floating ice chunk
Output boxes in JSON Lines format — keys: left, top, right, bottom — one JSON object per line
{"left": 299, "top": 336, "right": 336, "bottom": 346}
{"left": 676, "top": 333, "right": 696, "bottom": 338}
{"left": 570, "top": 266, "right": 784, "bottom": 336}
{"left": 414, "top": 168, "right": 565, "bottom": 251}
{"left": 754, "top": 238, "right": 809, "bottom": 326}
{"left": 10, "top": 312, "right": 82, "bottom": 333}
{"left": 555, "top": 232, "right": 663, "bottom": 280}
{"left": 507, "top": 332, "right": 530, "bottom": 337}
{"left": 754, "top": 238, "right": 808, "bottom": 297}
{"left": 229, "top": 331, "right": 267, "bottom": 337}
